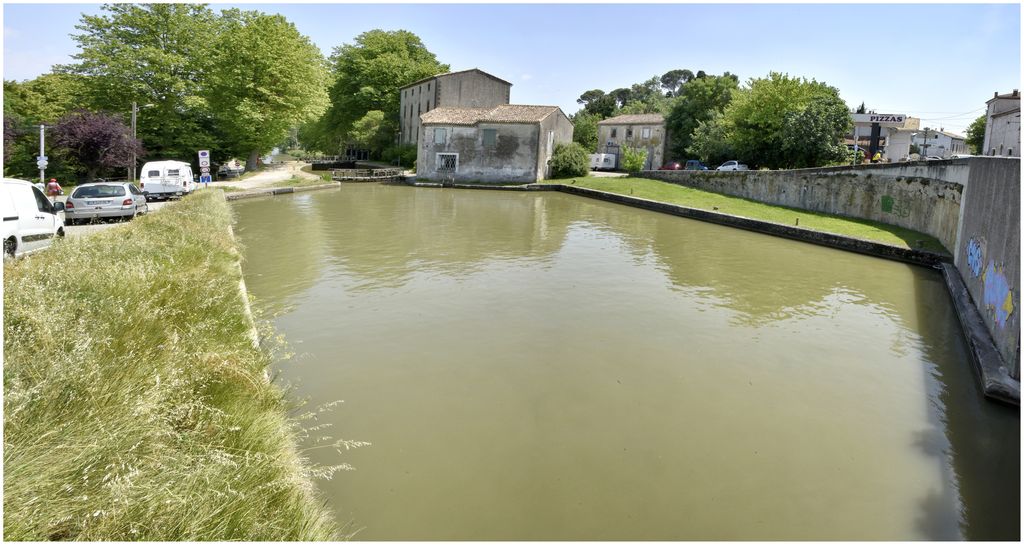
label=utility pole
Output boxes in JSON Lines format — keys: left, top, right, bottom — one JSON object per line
{"left": 38, "top": 125, "right": 47, "bottom": 184}
{"left": 130, "top": 101, "right": 138, "bottom": 182}
{"left": 922, "top": 127, "right": 931, "bottom": 158}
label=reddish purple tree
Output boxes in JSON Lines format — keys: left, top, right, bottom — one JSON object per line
{"left": 52, "top": 110, "right": 144, "bottom": 181}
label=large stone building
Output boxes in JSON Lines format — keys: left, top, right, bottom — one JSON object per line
{"left": 399, "top": 69, "right": 512, "bottom": 147}
{"left": 983, "top": 89, "right": 1020, "bottom": 157}
{"left": 595, "top": 114, "right": 667, "bottom": 170}
{"left": 417, "top": 105, "right": 573, "bottom": 183}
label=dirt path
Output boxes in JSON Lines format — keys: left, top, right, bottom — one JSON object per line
{"left": 207, "top": 161, "right": 320, "bottom": 190}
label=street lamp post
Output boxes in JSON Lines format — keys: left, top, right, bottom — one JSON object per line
{"left": 129, "top": 102, "right": 154, "bottom": 182}
{"left": 129, "top": 101, "right": 138, "bottom": 182}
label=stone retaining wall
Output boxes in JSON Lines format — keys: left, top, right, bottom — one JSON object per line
{"left": 642, "top": 163, "right": 964, "bottom": 253}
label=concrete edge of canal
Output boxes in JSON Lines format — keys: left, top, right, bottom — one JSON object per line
{"left": 224, "top": 181, "right": 342, "bottom": 201}
{"left": 401, "top": 179, "right": 1018, "bottom": 406}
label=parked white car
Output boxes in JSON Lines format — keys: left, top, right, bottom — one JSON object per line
{"left": 139, "top": 160, "right": 195, "bottom": 200}
{"left": 1, "top": 178, "right": 66, "bottom": 258}
{"left": 716, "top": 160, "right": 749, "bottom": 171}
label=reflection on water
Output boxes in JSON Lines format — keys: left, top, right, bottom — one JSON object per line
{"left": 233, "top": 185, "right": 1019, "bottom": 540}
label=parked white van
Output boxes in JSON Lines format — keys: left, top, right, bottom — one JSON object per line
{"left": 139, "top": 160, "right": 195, "bottom": 200}
{"left": 1, "top": 178, "right": 66, "bottom": 258}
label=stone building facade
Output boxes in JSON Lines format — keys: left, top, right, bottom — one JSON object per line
{"left": 983, "top": 89, "right": 1021, "bottom": 157}
{"left": 596, "top": 114, "right": 667, "bottom": 170}
{"left": 417, "top": 105, "right": 574, "bottom": 183}
{"left": 399, "top": 69, "right": 512, "bottom": 147}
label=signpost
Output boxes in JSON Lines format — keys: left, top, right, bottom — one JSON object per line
{"left": 200, "top": 174, "right": 212, "bottom": 187}
{"left": 198, "top": 150, "right": 210, "bottom": 168}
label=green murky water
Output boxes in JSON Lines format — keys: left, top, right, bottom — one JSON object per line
{"left": 232, "top": 185, "right": 1019, "bottom": 540}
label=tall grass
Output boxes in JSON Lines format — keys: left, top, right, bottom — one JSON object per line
{"left": 546, "top": 176, "right": 948, "bottom": 254}
{"left": 3, "top": 191, "right": 340, "bottom": 540}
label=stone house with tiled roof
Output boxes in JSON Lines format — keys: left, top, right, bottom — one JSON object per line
{"left": 983, "top": 89, "right": 1020, "bottom": 157}
{"left": 417, "top": 104, "right": 574, "bottom": 183}
{"left": 596, "top": 113, "right": 668, "bottom": 170}
{"left": 399, "top": 69, "right": 513, "bottom": 147}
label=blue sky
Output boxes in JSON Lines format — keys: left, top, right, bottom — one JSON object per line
{"left": 4, "top": 2, "right": 1020, "bottom": 134}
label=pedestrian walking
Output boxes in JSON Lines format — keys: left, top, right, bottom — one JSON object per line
{"left": 45, "top": 178, "right": 62, "bottom": 201}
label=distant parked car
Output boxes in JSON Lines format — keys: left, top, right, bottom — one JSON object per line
{"left": 64, "top": 182, "right": 148, "bottom": 225}
{"left": 716, "top": 160, "right": 749, "bottom": 171}
{"left": 684, "top": 160, "right": 709, "bottom": 171}
{"left": 1, "top": 178, "right": 65, "bottom": 258}
{"left": 925, "top": 156, "right": 945, "bottom": 161}
{"left": 659, "top": 161, "right": 682, "bottom": 170}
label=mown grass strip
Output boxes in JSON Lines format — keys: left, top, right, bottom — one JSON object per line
{"left": 544, "top": 176, "right": 948, "bottom": 254}
{"left": 3, "top": 191, "right": 338, "bottom": 540}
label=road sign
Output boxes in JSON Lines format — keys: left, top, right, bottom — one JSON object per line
{"left": 200, "top": 166, "right": 210, "bottom": 174}
{"left": 198, "top": 150, "right": 210, "bottom": 167}
{"left": 36, "top": 157, "right": 48, "bottom": 169}
{"left": 200, "top": 174, "right": 212, "bottom": 184}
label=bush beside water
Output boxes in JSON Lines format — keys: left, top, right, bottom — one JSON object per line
{"left": 3, "top": 191, "right": 339, "bottom": 540}
{"left": 549, "top": 142, "right": 590, "bottom": 179}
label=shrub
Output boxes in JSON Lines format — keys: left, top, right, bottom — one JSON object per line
{"left": 549, "top": 142, "right": 589, "bottom": 178}
{"left": 620, "top": 144, "right": 649, "bottom": 173}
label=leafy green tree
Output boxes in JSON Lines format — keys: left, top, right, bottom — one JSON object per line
{"left": 207, "top": 9, "right": 330, "bottom": 169}
{"left": 348, "top": 110, "right": 395, "bottom": 155}
{"left": 722, "top": 72, "right": 848, "bottom": 169}
{"left": 317, "top": 29, "right": 447, "bottom": 153}
{"left": 620, "top": 143, "right": 649, "bottom": 173}
{"left": 577, "top": 89, "right": 616, "bottom": 118}
{"left": 3, "top": 74, "right": 88, "bottom": 124}
{"left": 609, "top": 88, "right": 632, "bottom": 108}
{"left": 570, "top": 111, "right": 600, "bottom": 152}
{"left": 779, "top": 96, "right": 851, "bottom": 168}
{"left": 66, "top": 3, "right": 220, "bottom": 160}
{"left": 549, "top": 142, "right": 590, "bottom": 179}
{"left": 688, "top": 112, "right": 734, "bottom": 166}
{"left": 660, "top": 69, "right": 694, "bottom": 97}
{"left": 966, "top": 114, "right": 987, "bottom": 155}
{"left": 665, "top": 73, "right": 739, "bottom": 159}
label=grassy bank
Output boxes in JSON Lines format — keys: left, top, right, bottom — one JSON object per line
{"left": 3, "top": 191, "right": 338, "bottom": 540}
{"left": 545, "top": 176, "right": 948, "bottom": 254}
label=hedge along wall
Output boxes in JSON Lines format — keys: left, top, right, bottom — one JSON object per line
{"left": 642, "top": 163, "right": 964, "bottom": 253}
{"left": 954, "top": 158, "right": 1020, "bottom": 378}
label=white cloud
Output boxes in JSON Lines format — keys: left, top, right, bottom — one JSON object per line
{"left": 521, "top": 74, "right": 533, "bottom": 81}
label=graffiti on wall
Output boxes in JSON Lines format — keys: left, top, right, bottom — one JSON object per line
{"left": 966, "top": 237, "right": 986, "bottom": 277}
{"left": 965, "top": 235, "right": 1016, "bottom": 329}
{"left": 880, "top": 195, "right": 911, "bottom": 218}
{"left": 982, "top": 261, "right": 1015, "bottom": 329}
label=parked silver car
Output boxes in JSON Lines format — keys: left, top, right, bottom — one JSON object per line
{"left": 64, "top": 182, "right": 148, "bottom": 225}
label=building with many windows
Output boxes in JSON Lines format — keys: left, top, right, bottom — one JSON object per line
{"left": 983, "top": 89, "right": 1020, "bottom": 157}
{"left": 595, "top": 114, "right": 667, "bottom": 170}
{"left": 399, "top": 69, "right": 512, "bottom": 147}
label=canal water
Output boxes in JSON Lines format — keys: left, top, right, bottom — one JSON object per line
{"left": 232, "top": 185, "right": 1019, "bottom": 540}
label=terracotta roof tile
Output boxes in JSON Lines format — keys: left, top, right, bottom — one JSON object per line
{"left": 597, "top": 114, "right": 665, "bottom": 125}
{"left": 421, "top": 104, "right": 562, "bottom": 125}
